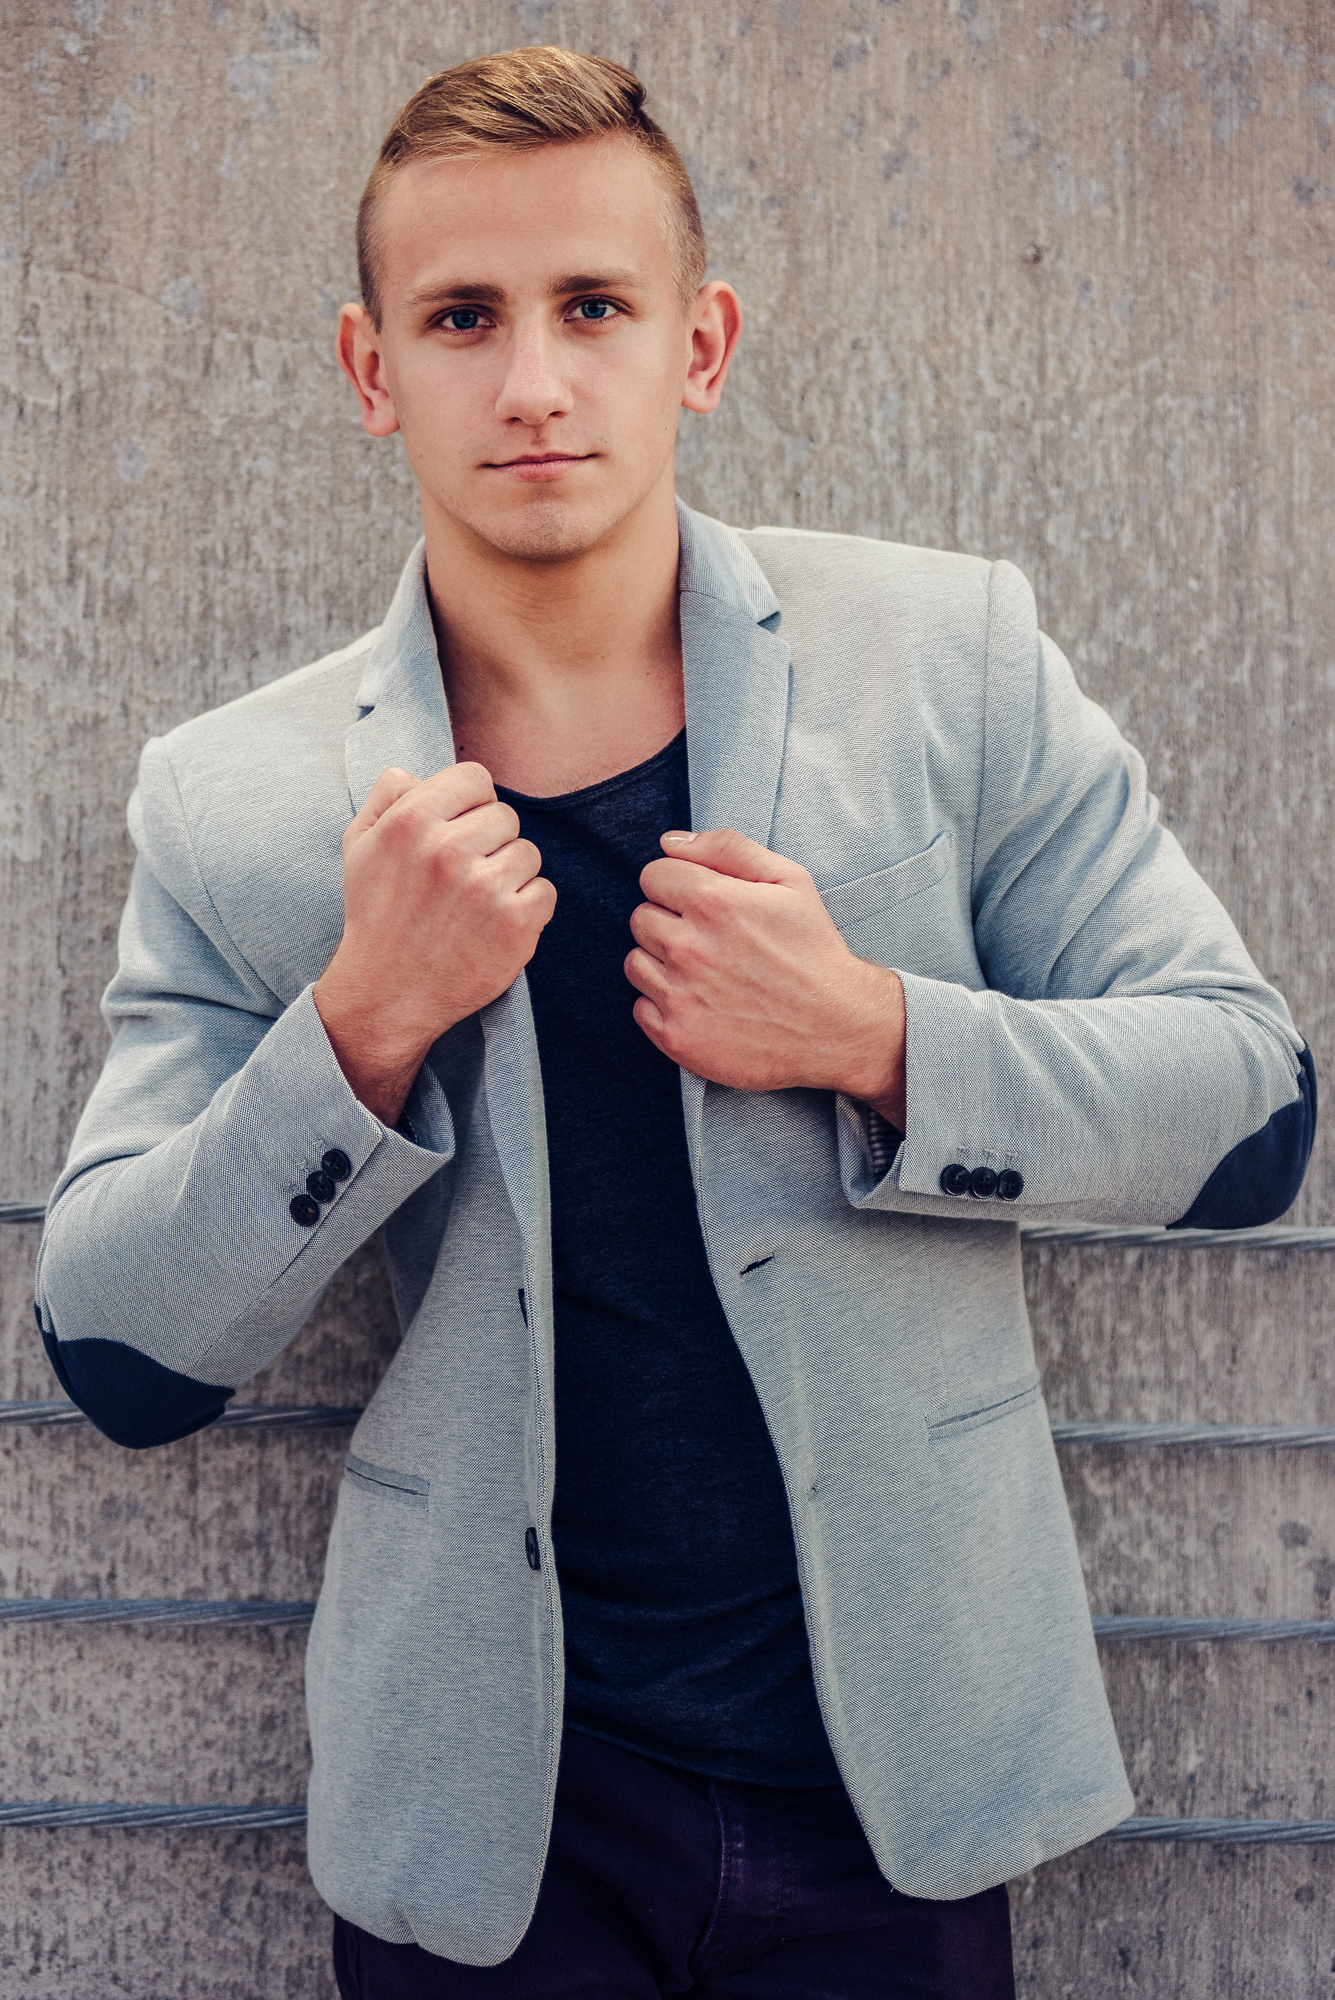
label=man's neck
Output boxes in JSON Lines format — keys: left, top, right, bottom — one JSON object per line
{"left": 422, "top": 477, "right": 686, "bottom": 797}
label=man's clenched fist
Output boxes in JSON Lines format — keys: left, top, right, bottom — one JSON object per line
{"left": 314, "top": 762, "right": 555, "bottom": 1126}
{"left": 625, "top": 828, "right": 907, "bottom": 1128}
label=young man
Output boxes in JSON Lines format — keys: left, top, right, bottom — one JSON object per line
{"left": 37, "top": 46, "right": 1315, "bottom": 2000}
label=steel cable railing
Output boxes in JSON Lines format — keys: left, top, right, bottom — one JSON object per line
{"left": 3, "top": 1797, "right": 1333, "bottom": 1841}
{"left": 5, "top": 1205, "right": 1335, "bottom": 1844}
{"left": 0, "top": 1400, "right": 364, "bottom": 1429}
{"left": 12, "top": 1401, "right": 1335, "bottom": 1448}
{"left": 7, "top": 1206, "right": 1335, "bottom": 1247}
{"left": 5, "top": 1601, "right": 1335, "bottom": 1641}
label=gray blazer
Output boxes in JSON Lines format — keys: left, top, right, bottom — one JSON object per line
{"left": 36, "top": 505, "right": 1311, "bottom": 1964}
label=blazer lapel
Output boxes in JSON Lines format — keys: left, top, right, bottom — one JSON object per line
{"left": 343, "top": 541, "right": 550, "bottom": 1261}
{"left": 677, "top": 502, "right": 791, "bottom": 842}
{"left": 675, "top": 503, "right": 793, "bottom": 1175}
{"left": 344, "top": 541, "right": 455, "bottom": 813}
{"left": 340, "top": 513, "right": 794, "bottom": 1251}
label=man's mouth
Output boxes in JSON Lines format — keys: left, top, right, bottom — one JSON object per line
{"left": 489, "top": 451, "right": 596, "bottom": 481}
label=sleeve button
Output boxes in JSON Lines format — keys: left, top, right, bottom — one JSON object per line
{"left": 996, "top": 1169, "right": 1024, "bottom": 1200}
{"left": 322, "top": 1148, "right": 352, "bottom": 1182}
{"left": 290, "top": 1193, "right": 321, "bottom": 1227}
{"left": 306, "top": 1170, "right": 336, "bottom": 1203}
{"left": 969, "top": 1166, "right": 999, "bottom": 1199}
{"left": 940, "top": 1164, "right": 972, "bottom": 1197}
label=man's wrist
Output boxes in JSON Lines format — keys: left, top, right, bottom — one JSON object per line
{"left": 822, "top": 961, "right": 908, "bottom": 1130}
{"left": 312, "top": 970, "right": 436, "bottom": 1130}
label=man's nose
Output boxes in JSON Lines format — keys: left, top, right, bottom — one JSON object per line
{"left": 495, "top": 321, "right": 574, "bottom": 428}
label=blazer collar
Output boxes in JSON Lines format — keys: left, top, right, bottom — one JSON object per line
{"left": 676, "top": 499, "right": 791, "bottom": 847}
{"left": 341, "top": 508, "right": 792, "bottom": 1228}
{"left": 672, "top": 502, "right": 793, "bottom": 1178}
{"left": 345, "top": 540, "right": 454, "bottom": 816}
{"left": 344, "top": 503, "right": 791, "bottom": 838}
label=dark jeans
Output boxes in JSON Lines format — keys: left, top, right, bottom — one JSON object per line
{"left": 333, "top": 1730, "right": 1016, "bottom": 1998}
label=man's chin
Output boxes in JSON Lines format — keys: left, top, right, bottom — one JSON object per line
{"left": 447, "top": 488, "right": 643, "bottom": 565}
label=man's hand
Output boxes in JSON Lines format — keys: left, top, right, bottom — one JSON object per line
{"left": 314, "top": 763, "right": 555, "bottom": 1127}
{"left": 626, "top": 829, "right": 907, "bottom": 1128}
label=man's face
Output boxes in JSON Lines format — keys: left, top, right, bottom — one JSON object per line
{"left": 344, "top": 136, "right": 734, "bottom": 564}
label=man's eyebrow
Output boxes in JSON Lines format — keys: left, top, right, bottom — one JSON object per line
{"left": 404, "top": 280, "right": 508, "bottom": 310}
{"left": 403, "top": 271, "right": 649, "bottom": 312}
{"left": 547, "top": 270, "right": 647, "bottom": 296}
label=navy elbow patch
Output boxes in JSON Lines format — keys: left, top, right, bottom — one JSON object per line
{"left": 36, "top": 1306, "right": 233, "bottom": 1449}
{"left": 1170, "top": 1042, "right": 1318, "bottom": 1231}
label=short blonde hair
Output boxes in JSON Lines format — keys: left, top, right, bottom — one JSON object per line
{"left": 357, "top": 47, "right": 707, "bottom": 325}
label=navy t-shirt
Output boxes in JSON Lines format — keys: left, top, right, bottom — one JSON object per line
{"left": 497, "top": 731, "right": 841, "bottom": 1787}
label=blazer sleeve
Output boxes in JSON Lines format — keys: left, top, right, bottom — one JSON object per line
{"left": 33, "top": 738, "right": 454, "bottom": 1448}
{"left": 840, "top": 559, "right": 1316, "bottom": 1228}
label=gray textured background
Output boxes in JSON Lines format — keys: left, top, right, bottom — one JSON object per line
{"left": 3, "top": 0, "right": 1334, "bottom": 1993}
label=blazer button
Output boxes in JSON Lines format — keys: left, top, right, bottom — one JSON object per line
{"left": 996, "top": 1168, "right": 1024, "bottom": 1201}
{"left": 939, "top": 1164, "right": 972, "bottom": 1197}
{"left": 322, "top": 1148, "right": 352, "bottom": 1182}
{"left": 306, "top": 1169, "right": 336, "bottom": 1203}
{"left": 525, "top": 1527, "right": 541, "bottom": 1572}
{"left": 289, "top": 1193, "right": 320, "bottom": 1227}
{"left": 969, "top": 1166, "right": 999, "bottom": 1199}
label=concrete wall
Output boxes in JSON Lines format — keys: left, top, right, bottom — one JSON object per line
{"left": 3, "top": 0, "right": 1333, "bottom": 1991}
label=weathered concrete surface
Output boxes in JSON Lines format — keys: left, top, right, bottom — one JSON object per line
{"left": 2, "top": 1828, "right": 334, "bottom": 1999}
{"left": 1025, "top": 1240, "right": 1335, "bottom": 1426}
{"left": 1010, "top": 1844, "right": 1335, "bottom": 1999}
{"left": 3, "top": 0, "right": 1333, "bottom": 1993}
{"left": 0, "top": 1427, "right": 345, "bottom": 1603}
{"left": 1101, "top": 1638, "right": 1335, "bottom": 1820}
{"left": 10, "top": 1625, "right": 1335, "bottom": 1822}
{"left": 1, "top": 1622, "right": 310, "bottom": 1803}
{"left": 1063, "top": 1443, "right": 1335, "bottom": 1620}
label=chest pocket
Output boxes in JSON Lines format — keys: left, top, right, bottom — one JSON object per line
{"left": 819, "top": 829, "right": 956, "bottom": 969}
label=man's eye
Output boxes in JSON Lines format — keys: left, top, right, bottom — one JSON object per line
{"left": 572, "top": 299, "right": 617, "bottom": 321}
{"left": 443, "top": 309, "right": 485, "bottom": 331}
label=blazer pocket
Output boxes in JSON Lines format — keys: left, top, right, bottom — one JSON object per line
{"left": 820, "top": 830, "right": 954, "bottom": 941}
{"left": 926, "top": 1372, "right": 1041, "bottom": 1444}
{"left": 343, "top": 1452, "right": 430, "bottom": 1512}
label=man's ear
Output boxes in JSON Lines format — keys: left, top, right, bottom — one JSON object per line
{"left": 682, "top": 281, "right": 743, "bottom": 415}
{"left": 337, "top": 304, "right": 401, "bottom": 438}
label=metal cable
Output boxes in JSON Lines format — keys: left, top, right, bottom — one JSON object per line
{"left": 1102, "top": 1818, "right": 1335, "bottom": 1845}
{"left": 1022, "top": 1222, "right": 1335, "bottom": 1249}
{"left": 4, "top": 1800, "right": 1334, "bottom": 1841}
{"left": 1050, "top": 1419, "right": 1335, "bottom": 1448}
{"left": 6, "top": 1201, "right": 1335, "bottom": 1249}
{"left": 8, "top": 1602, "right": 1335, "bottom": 1641}
{"left": 1092, "top": 1615, "right": 1335, "bottom": 1641}
{"left": 0, "top": 1800, "right": 306, "bottom": 1828}
{"left": 7, "top": 1402, "right": 1335, "bottom": 1446}
{"left": 0, "top": 1202, "right": 44, "bottom": 1225}
{"left": 0, "top": 1598, "right": 316, "bottom": 1626}
{"left": 0, "top": 1400, "right": 363, "bottom": 1429}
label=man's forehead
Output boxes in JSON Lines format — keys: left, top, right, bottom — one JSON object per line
{"left": 377, "top": 138, "right": 675, "bottom": 291}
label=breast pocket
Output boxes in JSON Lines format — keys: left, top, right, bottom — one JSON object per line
{"left": 820, "top": 830, "right": 956, "bottom": 968}
{"left": 926, "top": 1371, "right": 1041, "bottom": 1444}
{"left": 343, "top": 1453, "right": 430, "bottom": 1512}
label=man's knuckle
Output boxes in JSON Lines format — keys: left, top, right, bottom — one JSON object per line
{"left": 453, "top": 759, "right": 493, "bottom": 792}
{"left": 390, "top": 794, "right": 432, "bottom": 837}
{"left": 657, "top": 1022, "right": 687, "bottom": 1062}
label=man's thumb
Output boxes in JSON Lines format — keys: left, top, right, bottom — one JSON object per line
{"left": 660, "top": 827, "right": 799, "bottom": 885}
